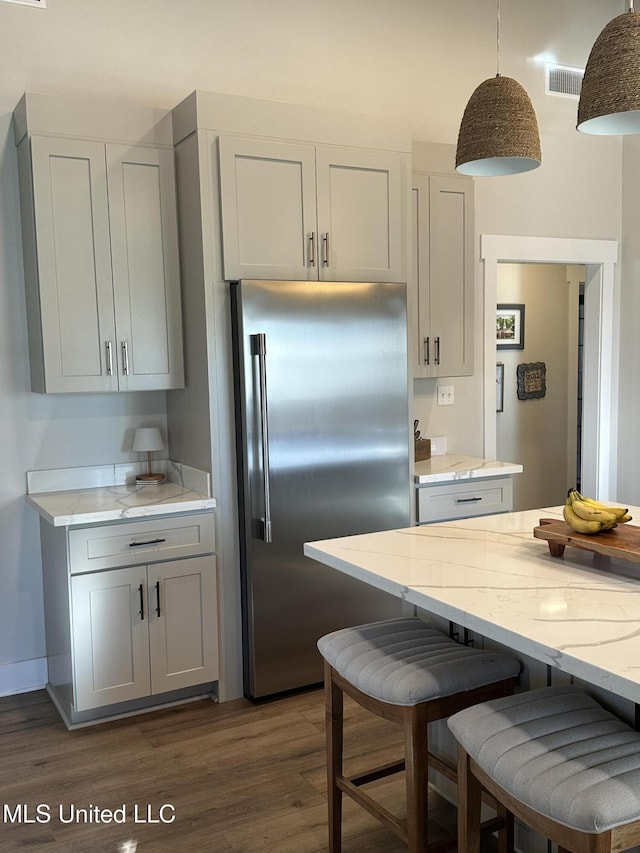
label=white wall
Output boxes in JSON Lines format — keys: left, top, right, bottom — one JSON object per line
{"left": 619, "top": 135, "right": 640, "bottom": 506}
{"left": 0, "top": 0, "right": 629, "bottom": 692}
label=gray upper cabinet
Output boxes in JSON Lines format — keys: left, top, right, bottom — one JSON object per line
{"left": 218, "top": 135, "right": 404, "bottom": 283}
{"left": 412, "top": 173, "right": 474, "bottom": 378}
{"left": 17, "top": 133, "right": 184, "bottom": 393}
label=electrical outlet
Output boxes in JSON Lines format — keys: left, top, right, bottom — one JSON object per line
{"left": 437, "top": 385, "right": 454, "bottom": 406}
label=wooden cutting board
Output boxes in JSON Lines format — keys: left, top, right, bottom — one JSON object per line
{"left": 534, "top": 517, "right": 640, "bottom": 562}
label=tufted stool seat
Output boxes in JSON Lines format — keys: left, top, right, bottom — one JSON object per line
{"left": 317, "top": 617, "right": 520, "bottom": 852}
{"left": 448, "top": 684, "right": 640, "bottom": 853}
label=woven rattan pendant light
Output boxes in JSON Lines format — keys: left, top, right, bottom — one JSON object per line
{"left": 456, "top": 0, "right": 541, "bottom": 176}
{"left": 577, "top": 2, "right": 640, "bottom": 134}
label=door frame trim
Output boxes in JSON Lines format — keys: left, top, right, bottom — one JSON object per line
{"left": 481, "top": 235, "right": 618, "bottom": 500}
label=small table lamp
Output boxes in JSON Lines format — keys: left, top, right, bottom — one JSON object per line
{"left": 133, "top": 427, "right": 165, "bottom": 485}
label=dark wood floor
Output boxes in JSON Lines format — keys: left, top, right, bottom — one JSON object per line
{"left": 0, "top": 687, "right": 466, "bottom": 852}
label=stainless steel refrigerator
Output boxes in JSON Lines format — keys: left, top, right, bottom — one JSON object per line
{"left": 231, "top": 279, "right": 411, "bottom": 699}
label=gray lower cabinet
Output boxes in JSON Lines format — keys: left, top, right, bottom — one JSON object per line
{"left": 41, "top": 512, "right": 218, "bottom": 727}
{"left": 416, "top": 477, "right": 513, "bottom": 524}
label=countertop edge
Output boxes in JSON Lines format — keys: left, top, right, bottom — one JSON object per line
{"left": 26, "top": 493, "right": 216, "bottom": 528}
{"left": 414, "top": 455, "right": 523, "bottom": 484}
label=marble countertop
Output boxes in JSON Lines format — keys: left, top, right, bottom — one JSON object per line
{"left": 414, "top": 454, "right": 523, "bottom": 484}
{"left": 27, "top": 482, "right": 216, "bottom": 527}
{"left": 304, "top": 506, "right": 640, "bottom": 704}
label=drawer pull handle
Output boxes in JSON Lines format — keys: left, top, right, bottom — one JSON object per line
{"left": 138, "top": 583, "right": 145, "bottom": 620}
{"left": 155, "top": 580, "right": 161, "bottom": 617}
{"left": 129, "top": 538, "right": 166, "bottom": 547}
{"left": 456, "top": 496, "right": 482, "bottom": 503}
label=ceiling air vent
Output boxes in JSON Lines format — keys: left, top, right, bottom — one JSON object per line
{"left": 546, "top": 64, "right": 584, "bottom": 99}
{"left": 0, "top": 0, "right": 46, "bottom": 6}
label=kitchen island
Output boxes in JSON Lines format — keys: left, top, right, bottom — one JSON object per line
{"left": 304, "top": 506, "right": 640, "bottom": 706}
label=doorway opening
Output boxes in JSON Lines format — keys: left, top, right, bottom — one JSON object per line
{"left": 495, "top": 262, "right": 583, "bottom": 511}
{"left": 482, "top": 235, "right": 618, "bottom": 501}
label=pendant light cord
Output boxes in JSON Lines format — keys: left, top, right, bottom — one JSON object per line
{"left": 496, "top": 0, "right": 501, "bottom": 77}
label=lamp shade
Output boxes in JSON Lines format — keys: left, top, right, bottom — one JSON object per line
{"left": 577, "top": 9, "right": 640, "bottom": 134}
{"left": 132, "top": 427, "right": 164, "bottom": 452}
{"left": 455, "top": 75, "right": 542, "bottom": 176}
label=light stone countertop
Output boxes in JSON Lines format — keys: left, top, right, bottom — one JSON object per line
{"left": 304, "top": 506, "right": 640, "bottom": 704}
{"left": 414, "top": 454, "right": 523, "bottom": 484}
{"left": 26, "top": 482, "right": 216, "bottom": 527}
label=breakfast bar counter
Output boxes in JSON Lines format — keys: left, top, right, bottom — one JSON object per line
{"left": 304, "top": 506, "right": 640, "bottom": 705}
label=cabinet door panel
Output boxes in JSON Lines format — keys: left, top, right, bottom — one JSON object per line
{"left": 316, "top": 147, "right": 404, "bottom": 283}
{"left": 107, "top": 145, "right": 184, "bottom": 390}
{"left": 428, "top": 176, "right": 474, "bottom": 377}
{"left": 411, "top": 174, "right": 474, "bottom": 380}
{"left": 219, "top": 136, "right": 317, "bottom": 281}
{"left": 148, "top": 556, "right": 218, "bottom": 694}
{"left": 71, "top": 566, "right": 150, "bottom": 711}
{"left": 412, "top": 178, "right": 431, "bottom": 377}
{"left": 30, "top": 136, "right": 117, "bottom": 392}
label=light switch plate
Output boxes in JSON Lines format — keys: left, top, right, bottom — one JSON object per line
{"left": 437, "top": 385, "right": 454, "bottom": 406}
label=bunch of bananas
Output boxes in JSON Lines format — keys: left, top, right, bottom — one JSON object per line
{"left": 563, "top": 488, "right": 632, "bottom": 535}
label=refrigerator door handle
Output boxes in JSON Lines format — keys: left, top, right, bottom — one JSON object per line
{"left": 251, "top": 333, "right": 273, "bottom": 543}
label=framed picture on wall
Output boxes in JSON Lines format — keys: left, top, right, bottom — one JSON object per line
{"left": 517, "top": 361, "right": 546, "bottom": 400}
{"left": 496, "top": 304, "right": 525, "bottom": 350}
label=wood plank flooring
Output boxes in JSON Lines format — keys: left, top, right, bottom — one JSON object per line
{"left": 0, "top": 687, "right": 465, "bottom": 852}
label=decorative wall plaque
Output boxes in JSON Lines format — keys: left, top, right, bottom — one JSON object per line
{"left": 517, "top": 362, "right": 546, "bottom": 400}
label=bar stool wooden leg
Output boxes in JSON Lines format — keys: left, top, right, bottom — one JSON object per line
{"left": 325, "top": 662, "right": 344, "bottom": 853}
{"left": 498, "top": 803, "right": 516, "bottom": 853}
{"left": 457, "top": 744, "right": 482, "bottom": 853}
{"left": 404, "top": 704, "right": 429, "bottom": 853}
{"left": 496, "top": 806, "right": 514, "bottom": 853}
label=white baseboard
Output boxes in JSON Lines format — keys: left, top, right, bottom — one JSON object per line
{"left": 0, "top": 658, "right": 48, "bottom": 697}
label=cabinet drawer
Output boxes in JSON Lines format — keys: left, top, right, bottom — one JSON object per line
{"left": 416, "top": 477, "right": 513, "bottom": 524}
{"left": 68, "top": 512, "right": 215, "bottom": 574}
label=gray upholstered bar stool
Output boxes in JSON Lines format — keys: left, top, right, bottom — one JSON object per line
{"left": 317, "top": 616, "right": 521, "bottom": 853}
{"left": 448, "top": 684, "right": 640, "bottom": 853}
